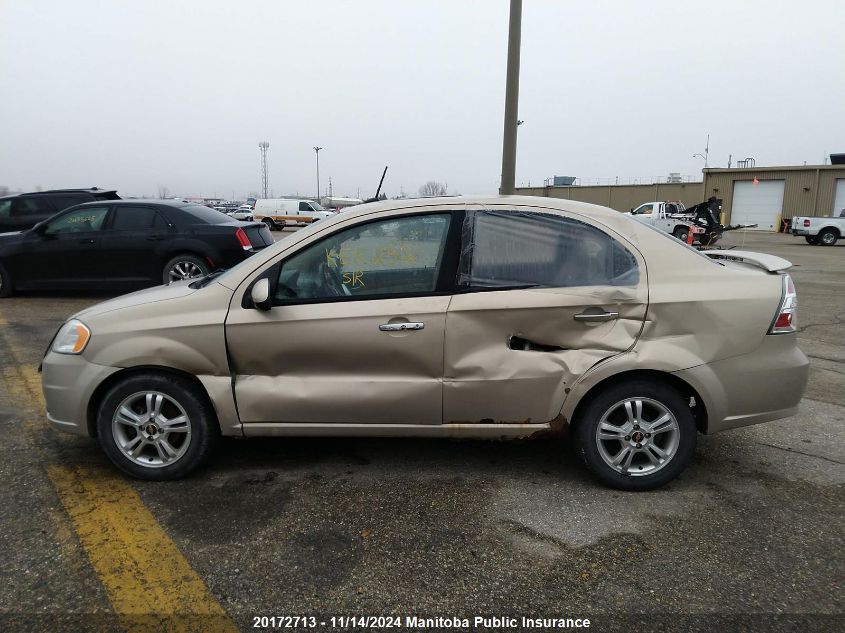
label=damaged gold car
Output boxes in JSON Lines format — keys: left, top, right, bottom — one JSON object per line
{"left": 41, "top": 196, "right": 809, "bottom": 490}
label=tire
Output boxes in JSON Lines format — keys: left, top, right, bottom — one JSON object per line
{"left": 818, "top": 229, "right": 838, "bottom": 246}
{"left": 0, "top": 262, "right": 13, "bottom": 298}
{"left": 263, "top": 218, "right": 277, "bottom": 231}
{"left": 162, "top": 254, "right": 209, "bottom": 285}
{"left": 96, "top": 372, "right": 220, "bottom": 480}
{"left": 574, "top": 379, "right": 697, "bottom": 491}
{"left": 672, "top": 226, "right": 689, "bottom": 242}
{"left": 805, "top": 236, "right": 819, "bottom": 245}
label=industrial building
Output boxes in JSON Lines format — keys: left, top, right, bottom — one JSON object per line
{"left": 515, "top": 162, "right": 845, "bottom": 231}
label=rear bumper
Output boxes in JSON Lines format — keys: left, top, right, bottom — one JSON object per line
{"left": 791, "top": 228, "right": 810, "bottom": 236}
{"left": 674, "top": 334, "right": 809, "bottom": 434}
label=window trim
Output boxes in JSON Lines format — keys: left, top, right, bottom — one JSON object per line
{"left": 252, "top": 210, "right": 463, "bottom": 309}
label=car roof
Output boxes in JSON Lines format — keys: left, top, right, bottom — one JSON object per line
{"left": 0, "top": 188, "right": 118, "bottom": 200}
{"left": 69, "top": 199, "right": 193, "bottom": 208}
{"left": 333, "top": 195, "right": 624, "bottom": 223}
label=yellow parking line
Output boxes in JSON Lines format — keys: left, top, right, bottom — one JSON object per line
{"left": 0, "top": 313, "right": 238, "bottom": 633}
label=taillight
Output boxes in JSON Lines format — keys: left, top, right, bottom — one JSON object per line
{"left": 235, "top": 227, "right": 252, "bottom": 250}
{"left": 769, "top": 274, "right": 797, "bottom": 334}
{"left": 803, "top": 219, "right": 810, "bottom": 227}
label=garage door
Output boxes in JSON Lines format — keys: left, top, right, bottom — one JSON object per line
{"left": 731, "top": 180, "right": 785, "bottom": 230}
{"left": 833, "top": 179, "right": 845, "bottom": 217}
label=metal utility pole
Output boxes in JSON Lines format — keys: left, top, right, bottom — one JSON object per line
{"left": 258, "top": 141, "right": 270, "bottom": 199}
{"left": 313, "top": 147, "right": 323, "bottom": 202}
{"left": 499, "top": 0, "right": 522, "bottom": 195}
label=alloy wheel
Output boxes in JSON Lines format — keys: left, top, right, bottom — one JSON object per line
{"left": 594, "top": 397, "right": 680, "bottom": 476}
{"left": 168, "top": 260, "right": 205, "bottom": 281}
{"left": 112, "top": 391, "right": 192, "bottom": 467}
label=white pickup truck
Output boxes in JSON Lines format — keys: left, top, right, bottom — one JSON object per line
{"left": 790, "top": 210, "right": 845, "bottom": 246}
{"left": 628, "top": 201, "right": 704, "bottom": 243}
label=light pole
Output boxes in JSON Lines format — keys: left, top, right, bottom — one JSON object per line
{"left": 313, "top": 147, "right": 323, "bottom": 203}
{"left": 693, "top": 134, "right": 710, "bottom": 168}
{"left": 499, "top": 0, "right": 522, "bottom": 195}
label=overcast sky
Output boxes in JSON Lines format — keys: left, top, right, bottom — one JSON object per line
{"left": 1, "top": 0, "right": 843, "bottom": 199}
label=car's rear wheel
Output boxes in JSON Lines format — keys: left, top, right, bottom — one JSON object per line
{"left": 0, "top": 262, "right": 13, "bottom": 298}
{"left": 574, "top": 379, "right": 697, "bottom": 491}
{"left": 672, "top": 226, "right": 689, "bottom": 242}
{"left": 96, "top": 373, "right": 219, "bottom": 480}
{"left": 263, "top": 218, "right": 277, "bottom": 231}
{"left": 818, "top": 229, "right": 838, "bottom": 246}
{"left": 805, "top": 236, "right": 819, "bottom": 245}
{"left": 162, "top": 255, "right": 209, "bottom": 285}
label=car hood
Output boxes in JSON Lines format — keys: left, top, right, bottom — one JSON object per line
{"left": 73, "top": 282, "right": 197, "bottom": 321}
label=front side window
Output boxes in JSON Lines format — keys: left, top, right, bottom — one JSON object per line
{"left": 0, "top": 200, "right": 10, "bottom": 219}
{"left": 275, "top": 213, "right": 451, "bottom": 303}
{"left": 11, "top": 196, "right": 53, "bottom": 218}
{"left": 458, "top": 210, "right": 639, "bottom": 289}
{"left": 49, "top": 195, "right": 88, "bottom": 211}
{"left": 110, "top": 206, "right": 157, "bottom": 230}
{"left": 45, "top": 207, "right": 109, "bottom": 234}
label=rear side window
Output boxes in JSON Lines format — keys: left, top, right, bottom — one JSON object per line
{"left": 458, "top": 210, "right": 639, "bottom": 289}
{"left": 111, "top": 206, "right": 157, "bottom": 230}
{"left": 49, "top": 194, "right": 90, "bottom": 211}
{"left": 11, "top": 196, "right": 53, "bottom": 218}
{"left": 0, "top": 200, "right": 10, "bottom": 218}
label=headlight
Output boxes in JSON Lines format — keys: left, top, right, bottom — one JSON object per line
{"left": 52, "top": 319, "right": 91, "bottom": 354}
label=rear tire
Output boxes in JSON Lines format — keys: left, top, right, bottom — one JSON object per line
{"left": 672, "top": 226, "right": 689, "bottom": 242}
{"left": 0, "top": 262, "right": 13, "bottom": 298}
{"left": 96, "top": 372, "right": 220, "bottom": 480}
{"left": 263, "top": 218, "right": 277, "bottom": 231}
{"left": 805, "top": 236, "right": 819, "bottom": 245}
{"left": 162, "top": 255, "right": 209, "bottom": 285}
{"left": 574, "top": 379, "right": 697, "bottom": 491}
{"left": 818, "top": 229, "right": 838, "bottom": 246}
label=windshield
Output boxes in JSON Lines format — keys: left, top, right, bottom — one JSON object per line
{"left": 309, "top": 202, "right": 324, "bottom": 211}
{"left": 204, "top": 219, "right": 330, "bottom": 287}
{"left": 180, "top": 204, "right": 231, "bottom": 224}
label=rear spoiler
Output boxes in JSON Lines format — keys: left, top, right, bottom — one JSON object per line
{"left": 701, "top": 250, "right": 792, "bottom": 272}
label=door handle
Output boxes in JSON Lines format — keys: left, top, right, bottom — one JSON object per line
{"left": 573, "top": 311, "right": 619, "bottom": 322}
{"left": 78, "top": 238, "right": 96, "bottom": 245}
{"left": 379, "top": 322, "right": 425, "bottom": 331}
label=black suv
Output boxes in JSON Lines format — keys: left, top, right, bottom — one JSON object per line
{"left": 0, "top": 188, "right": 121, "bottom": 233}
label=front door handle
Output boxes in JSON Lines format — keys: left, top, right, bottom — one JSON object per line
{"left": 573, "top": 311, "right": 619, "bottom": 323}
{"left": 78, "top": 238, "right": 96, "bottom": 245}
{"left": 379, "top": 322, "right": 425, "bottom": 331}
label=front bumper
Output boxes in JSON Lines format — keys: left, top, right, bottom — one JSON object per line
{"left": 41, "top": 352, "right": 121, "bottom": 436}
{"left": 675, "top": 334, "right": 809, "bottom": 434}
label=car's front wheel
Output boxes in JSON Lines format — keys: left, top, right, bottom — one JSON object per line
{"left": 0, "top": 262, "right": 13, "bottom": 298}
{"left": 162, "top": 255, "right": 209, "bottom": 285}
{"left": 574, "top": 379, "right": 697, "bottom": 491}
{"left": 96, "top": 372, "right": 220, "bottom": 480}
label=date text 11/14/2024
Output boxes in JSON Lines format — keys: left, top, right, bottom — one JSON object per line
{"left": 252, "top": 615, "right": 592, "bottom": 629}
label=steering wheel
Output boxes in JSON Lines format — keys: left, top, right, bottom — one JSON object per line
{"left": 318, "top": 260, "right": 351, "bottom": 297}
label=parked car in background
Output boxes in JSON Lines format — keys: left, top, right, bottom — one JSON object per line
{"left": 790, "top": 211, "right": 845, "bottom": 245}
{"left": 629, "top": 201, "right": 704, "bottom": 243}
{"left": 39, "top": 196, "right": 808, "bottom": 490}
{"left": 231, "top": 205, "right": 255, "bottom": 221}
{"left": 0, "top": 188, "right": 120, "bottom": 233}
{"left": 253, "top": 198, "right": 332, "bottom": 230}
{"left": 0, "top": 200, "right": 273, "bottom": 296}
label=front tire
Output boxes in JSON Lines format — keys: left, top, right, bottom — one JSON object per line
{"left": 96, "top": 373, "right": 220, "bottom": 480}
{"left": 0, "top": 262, "right": 13, "bottom": 298}
{"left": 162, "top": 255, "right": 209, "bottom": 285}
{"left": 574, "top": 380, "right": 697, "bottom": 491}
{"left": 818, "top": 229, "right": 838, "bottom": 246}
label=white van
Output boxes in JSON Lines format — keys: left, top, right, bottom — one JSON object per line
{"left": 253, "top": 198, "right": 333, "bottom": 230}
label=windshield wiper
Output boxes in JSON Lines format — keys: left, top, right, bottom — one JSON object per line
{"left": 189, "top": 269, "right": 225, "bottom": 289}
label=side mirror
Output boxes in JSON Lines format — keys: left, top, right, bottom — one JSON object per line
{"left": 250, "top": 278, "right": 272, "bottom": 311}
{"left": 32, "top": 222, "right": 48, "bottom": 234}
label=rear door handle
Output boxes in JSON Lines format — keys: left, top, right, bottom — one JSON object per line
{"left": 573, "top": 311, "right": 619, "bottom": 322}
{"left": 379, "top": 322, "right": 425, "bottom": 331}
{"left": 78, "top": 238, "right": 96, "bottom": 245}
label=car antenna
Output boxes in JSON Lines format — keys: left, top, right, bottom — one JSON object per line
{"left": 364, "top": 166, "right": 388, "bottom": 203}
